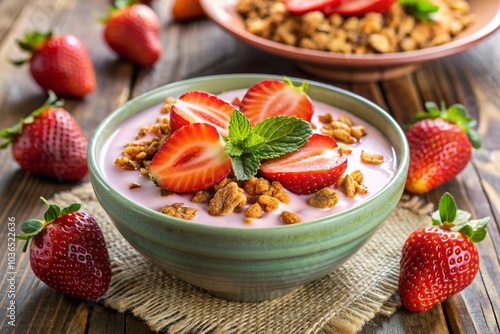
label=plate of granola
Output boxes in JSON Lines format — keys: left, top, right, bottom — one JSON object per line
{"left": 200, "top": 0, "right": 500, "bottom": 81}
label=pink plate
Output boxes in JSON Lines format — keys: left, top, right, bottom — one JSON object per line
{"left": 200, "top": 0, "right": 500, "bottom": 82}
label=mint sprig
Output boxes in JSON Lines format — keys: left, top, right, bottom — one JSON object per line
{"left": 398, "top": 0, "right": 439, "bottom": 23}
{"left": 431, "top": 192, "right": 489, "bottom": 243}
{"left": 224, "top": 110, "right": 312, "bottom": 180}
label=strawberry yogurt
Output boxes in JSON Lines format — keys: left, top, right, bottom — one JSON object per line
{"left": 100, "top": 89, "right": 397, "bottom": 228}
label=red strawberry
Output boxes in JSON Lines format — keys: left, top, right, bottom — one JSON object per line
{"left": 149, "top": 123, "right": 232, "bottom": 193}
{"left": 17, "top": 198, "right": 112, "bottom": 301}
{"left": 170, "top": 90, "right": 235, "bottom": 136}
{"left": 405, "top": 102, "right": 481, "bottom": 194}
{"left": 259, "top": 134, "right": 347, "bottom": 194}
{"left": 13, "top": 31, "right": 95, "bottom": 98}
{"left": 324, "top": 0, "right": 396, "bottom": 16}
{"left": 0, "top": 92, "right": 88, "bottom": 181}
{"left": 399, "top": 192, "right": 489, "bottom": 313}
{"left": 240, "top": 78, "right": 314, "bottom": 126}
{"left": 103, "top": 2, "right": 161, "bottom": 67}
{"left": 284, "top": 0, "right": 342, "bottom": 15}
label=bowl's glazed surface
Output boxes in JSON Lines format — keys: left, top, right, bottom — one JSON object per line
{"left": 88, "top": 74, "right": 409, "bottom": 301}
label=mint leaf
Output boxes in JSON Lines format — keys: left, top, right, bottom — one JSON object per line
{"left": 225, "top": 141, "right": 244, "bottom": 157}
{"left": 228, "top": 110, "right": 252, "bottom": 143}
{"left": 243, "top": 133, "right": 266, "bottom": 150}
{"left": 225, "top": 110, "right": 312, "bottom": 180}
{"left": 398, "top": 0, "right": 439, "bottom": 23}
{"left": 231, "top": 153, "right": 260, "bottom": 180}
{"left": 253, "top": 116, "right": 312, "bottom": 159}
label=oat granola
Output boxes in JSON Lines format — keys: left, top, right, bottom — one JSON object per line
{"left": 236, "top": 0, "right": 473, "bottom": 54}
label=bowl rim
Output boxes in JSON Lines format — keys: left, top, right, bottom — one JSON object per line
{"left": 88, "top": 73, "right": 409, "bottom": 234}
{"left": 199, "top": 0, "right": 500, "bottom": 67}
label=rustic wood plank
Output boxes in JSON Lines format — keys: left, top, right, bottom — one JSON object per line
{"left": 0, "top": 0, "right": 30, "bottom": 43}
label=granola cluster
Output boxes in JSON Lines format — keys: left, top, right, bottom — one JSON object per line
{"left": 114, "top": 116, "right": 171, "bottom": 176}
{"left": 236, "top": 0, "right": 473, "bottom": 54}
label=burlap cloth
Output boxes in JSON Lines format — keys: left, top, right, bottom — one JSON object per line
{"left": 52, "top": 182, "right": 433, "bottom": 334}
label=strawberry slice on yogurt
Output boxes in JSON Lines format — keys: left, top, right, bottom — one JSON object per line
{"left": 149, "top": 122, "right": 232, "bottom": 193}
{"left": 170, "top": 90, "right": 235, "bottom": 136}
{"left": 260, "top": 134, "right": 347, "bottom": 195}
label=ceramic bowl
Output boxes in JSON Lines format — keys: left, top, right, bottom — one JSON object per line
{"left": 88, "top": 74, "right": 409, "bottom": 302}
{"left": 200, "top": 0, "right": 500, "bottom": 82}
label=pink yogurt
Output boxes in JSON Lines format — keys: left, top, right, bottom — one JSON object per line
{"left": 101, "top": 89, "right": 397, "bottom": 228}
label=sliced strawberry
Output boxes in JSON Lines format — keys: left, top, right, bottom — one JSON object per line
{"left": 170, "top": 90, "right": 235, "bottom": 136}
{"left": 259, "top": 134, "right": 347, "bottom": 195}
{"left": 149, "top": 123, "right": 232, "bottom": 193}
{"left": 324, "top": 0, "right": 396, "bottom": 16}
{"left": 240, "top": 78, "right": 314, "bottom": 126}
{"left": 284, "top": 0, "right": 342, "bottom": 15}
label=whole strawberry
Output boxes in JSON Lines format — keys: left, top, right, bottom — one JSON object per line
{"left": 103, "top": 1, "right": 161, "bottom": 67}
{"left": 405, "top": 102, "right": 481, "bottom": 194}
{"left": 16, "top": 198, "right": 112, "bottom": 301}
{"left": 399, "top": 192, "right": 489, "bottom": 313}
{"left": 13, "top": 31, "right": 96, "bottom": 98}
{"left": 0, "top": 92, "right": 88, "bottom": 181}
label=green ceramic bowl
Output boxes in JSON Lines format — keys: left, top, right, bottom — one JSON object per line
{"left": 88, "top": 74, "right": 409, "bottom": 302}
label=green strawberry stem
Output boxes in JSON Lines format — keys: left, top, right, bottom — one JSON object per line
{"left": 431, "top": 192, "right": 489, "bottom": 242}
{"left": 16, "top": 197, "right": 81, "bottom": 252}
{"left": 411, "top": 101, "right": 482, "bottom": 149}
{"left": 11, "top": 31, "right": 53, "bottom": 65}
{"left": 283, "top": 77, "right": 309, "bottom": 94}
{"left": 0, "top": 91, "right": 63, "bottom": 149}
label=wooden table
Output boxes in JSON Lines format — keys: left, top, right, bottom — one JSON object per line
{"left": 0, "top": 0, "right": 499, "bottom": 333}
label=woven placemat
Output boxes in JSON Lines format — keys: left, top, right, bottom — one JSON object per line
{"left": 52, "top": 182, "right": 433, "bottom": 334}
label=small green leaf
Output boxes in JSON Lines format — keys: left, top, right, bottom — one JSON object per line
{"left": 467, "top": 129, "right": 482, "bottom": 149}
{"left": 231, "top": 153, "right": 261, "bottom": 181}
{"left": 399, "top": 0, "right": 439, "bottom": 23}
{"left": 439, "top": 192, "right": 457, "bottom": 223}
{"left": 61, "top": 203, "right": 81, "bottom": 215}
{"left": 228, "top": 110, "right": 252, "bottom": 144}
{"left": 20, "top": 219, "right": 44, "bottom": 234}
{"left": 453, "top": 209, "right": 472, "bottom": 226}
{"left": 243, "top": 133, "right": 266, "bottom": 150}
{"left": 44, "top": 204, "right": 61, "bottom": 222}
{"left": 253, "top": 116, "right": 312, "bottom": 159}
{"left": 225, "top": 141, "right": 244, "bottom": 157}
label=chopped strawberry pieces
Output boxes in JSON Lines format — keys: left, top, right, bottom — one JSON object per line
{"left": 259, "top": 134, "right": 347, "bottom": 194}
{"left": 149, "top": 123, "right": 232, "bottom": 193}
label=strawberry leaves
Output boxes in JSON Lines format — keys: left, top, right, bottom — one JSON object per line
{"left": 431, "top": 192, "right": 489, "bottom": 242}
{"left": 17, "top": 197, "right": 81, "bottom": 251}
{"left": 0, "top": 91, "right": 63, "bottom": 149}
{"left": 413, "top": 101, "right": 481, "bottom": 149}
{"left": 224, "top": 110, "right": 312, "bottom": 180}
